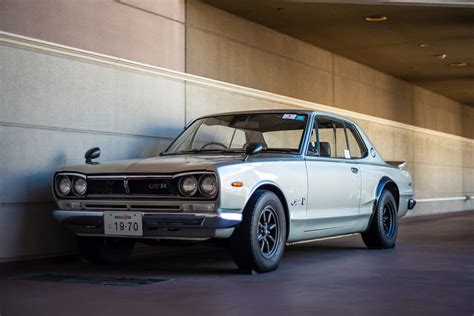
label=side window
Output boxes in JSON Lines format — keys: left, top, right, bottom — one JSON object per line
{"left": 307, "top": 127, "right": 318, "bottom": 155}
{"left": 346, "top": 124, "right": 367, "bottom": 159}
{"left": 230, "top": 129, "right": 246, "bottom": 148}
{"left": 263, "top": 129, "right": 304, "bottom": 150}
{"left": 193, "top": 123, "right": 235, "bottom": 149}
{"left": 316, "top": 117, "right": 348, "bottom": 159}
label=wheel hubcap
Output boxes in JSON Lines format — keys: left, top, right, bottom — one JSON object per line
{"left": 382, "top": 202, "right": 396, "bottom": 238}
{"left": 257, "top": 206, "right": 280, "bottom": 258}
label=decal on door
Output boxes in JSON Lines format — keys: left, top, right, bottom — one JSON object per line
{"left": 290, "top": 197, "right": 306, "bottom": 207}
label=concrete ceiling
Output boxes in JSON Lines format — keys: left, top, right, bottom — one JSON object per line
{"left": 203, "top": 0, "right": 474, "bottom": 107}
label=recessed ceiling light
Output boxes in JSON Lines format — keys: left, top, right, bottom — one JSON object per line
{"left": 437, "top": 54, "right": 447, "bottom": 60}
{"left": 418, "top": 43, "right": 429, "bottom": 48}
{"left": 276, "top": 7, "right": 284, "bottom": 12}
{"left": 449, "top": 62, "right": 468, "bottom": 68}
{"left": 364, "top": 15, "right": 388, "bottom": 22}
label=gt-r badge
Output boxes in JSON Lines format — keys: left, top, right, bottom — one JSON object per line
{"left": 291, "top": 197, "right": 305, "bottom": 207}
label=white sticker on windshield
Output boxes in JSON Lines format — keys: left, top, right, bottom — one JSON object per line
{"left": 282, "top": 114, "right": 297, "bottom": 120}
{"left": 344, "top": 149, "right": 351, "bottom": 159}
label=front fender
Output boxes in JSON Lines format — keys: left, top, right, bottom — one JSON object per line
{"left": 215, "top": 161, "right": 307, "bottom": 217}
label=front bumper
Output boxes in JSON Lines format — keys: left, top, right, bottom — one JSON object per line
{"left": 53, "top": 210, "right": 242, "bottom": 240}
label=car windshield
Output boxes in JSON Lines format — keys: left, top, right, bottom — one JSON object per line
{"left": 164, "top": 112, "right": 309, "bottom": 155}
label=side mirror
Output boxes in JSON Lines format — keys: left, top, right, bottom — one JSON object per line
{"left": 85, "top": 147, "right": 101, "bottom": 165}
{"left": 244, "top": 142, "right": 263, "bottom": 160}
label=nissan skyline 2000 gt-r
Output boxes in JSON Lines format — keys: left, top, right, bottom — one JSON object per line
{"left": 53, "top": 110, "right": 416, "bottom": 273}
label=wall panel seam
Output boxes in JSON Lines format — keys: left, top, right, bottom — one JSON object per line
{"left": 334, "top": 74, "right": 415, "bottom": 97}
{"left": 1, "top": 31, "right": 472, "bottom": 144}
{"left": 186, "top": 24, "right": 333, "bottom": 75}
{"left": 0, "top": 120, "right": 173, "bottom": 140}
{"left": 114, "top": 0, "right": 186, "bottom": 24}
{"left": 411, "top": 161, "right": 470, "bottom": 168}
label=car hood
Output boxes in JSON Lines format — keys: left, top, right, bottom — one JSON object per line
{"left": 56, "top": 154, "right": 245, "bottom": 175}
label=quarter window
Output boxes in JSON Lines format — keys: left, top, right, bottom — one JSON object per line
{"left": 309, "top": 117, "right": 365, "bottom": 159}
{"left": 345, "top": 124, "right": 367, "bottom": 159}
{"left": 316, "top": 118, "right": 348, "bottom": 159}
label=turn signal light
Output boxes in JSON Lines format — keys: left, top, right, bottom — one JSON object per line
{"left": 231, "top": 181, "right": 244, "bottom": 187}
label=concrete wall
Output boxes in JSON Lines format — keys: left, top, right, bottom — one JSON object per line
{"left": 185, "top": 0, "right": 473, "bottom": 215}
{"left": 0, "top": 0, "right": 185, "bottom": 71}
{"left": 185, "top": 0, "right": 472, "bottom": 139}
{"left": 0, "top": 0, "right": 472, "bottom": 261}
{"left": 0, "top": 39, "right": 185, "bottom": 261}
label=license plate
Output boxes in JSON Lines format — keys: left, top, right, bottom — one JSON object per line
{"left": 104, "top": 211, "right": 143, "bottom": 236}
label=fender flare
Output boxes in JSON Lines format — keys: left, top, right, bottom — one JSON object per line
{"left": 244, "top": 181, "right": 290, "bottom": 240}
{"left": 375, "top": 176, "right": 399, "bottom": 206}
{"left": 366, "top": 176, "right": 399, "bottom": 231}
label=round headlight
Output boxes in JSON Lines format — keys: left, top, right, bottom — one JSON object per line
{"left": 58, "top": 176, "right": 72, "bottom": 196}
{"left": 179, "top": 176, "right": 198, "bottom": 197}
{"left": 199, "top": 175, "right": 217, "bottom": 198}
{"left": 73, "top": 177, "right": 87, "bottom": 196}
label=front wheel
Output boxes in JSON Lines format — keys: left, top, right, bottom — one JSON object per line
{"left": 361, "top": 190, "right": 398, "bottom": 249}
{"left": 230, "top": 190, "right": 287, "bottom": 273}
{"left": 76, "top": 236, "right": 135, "bottom": 264}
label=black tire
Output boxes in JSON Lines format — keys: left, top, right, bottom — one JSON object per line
{"left": 76, "top": 236, "right": 135, "bottom": 264}
{"left": 362, "top": 190, "right": 398, "bottom": 249}
{"left": 230, "top": 190, "right": 287, "bottom": 273}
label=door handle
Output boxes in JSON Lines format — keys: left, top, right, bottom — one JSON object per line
{"left": 351, "top": 167, "right": 359, "bottom": 174}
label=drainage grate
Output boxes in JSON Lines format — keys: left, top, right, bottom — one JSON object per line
{"left": 16, "top": 274, "right": 169, "bottom": 286}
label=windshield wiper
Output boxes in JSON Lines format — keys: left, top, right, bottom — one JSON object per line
{"left": 262, "top": 148, "right": 299, "bottom": 154}
{"left": 222, "top": 149, "right": 245, "bottom": 154}
{"left": 161, "top": 149, "right": 242, "bottom": 156}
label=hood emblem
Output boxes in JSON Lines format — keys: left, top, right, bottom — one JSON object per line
{"left": 148, "top": 183, "right": 167, "bottom": 190}
{"left": 123, "top": 178, "right": 131, "bottom": 195}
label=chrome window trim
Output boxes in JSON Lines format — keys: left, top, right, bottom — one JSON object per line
{"left": 304, "top": 114, "right": 369, "bottom": 160}
{"left": 344, "top": 122, "right": 369, "bottom": 159}
{"left": 165, "top": 112, "right": 312, "bottom": 156}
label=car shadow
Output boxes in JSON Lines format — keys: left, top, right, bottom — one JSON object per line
{"left": 73, "top": 237, "right": 369, "bottom": 277}
{"left": 2, "top": 237, "right": 373, "bottom": 281}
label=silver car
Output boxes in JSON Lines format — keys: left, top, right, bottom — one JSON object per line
{"left": 53, "top": 110, "right": 416, "bottom": 273}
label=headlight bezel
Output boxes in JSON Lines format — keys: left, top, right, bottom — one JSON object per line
{"left": 73, "top": 177, "right": 87, "bottom": 196}
{"left": 177, "top": 173, "right": 219, "bottom": 199}
{"left": 178, "top": 175, "right": 199, "bottom": 197}
{"left": 198, "top": 174, "right": 218, "bottom": 198}
{"left": 55, "top": 173, "right": 87, "bottom": 198}
{"left": 58, "top": 176, "right": 72, "bottom": 196}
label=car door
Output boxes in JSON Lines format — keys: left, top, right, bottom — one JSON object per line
{"left": 304, "top": 116, "right": 362, "bottom": 232}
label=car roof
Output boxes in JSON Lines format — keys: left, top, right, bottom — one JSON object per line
{"left": 198, "top": 109, "right": 353, "bottom": 123}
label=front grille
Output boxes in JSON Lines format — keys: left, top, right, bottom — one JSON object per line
{"left": 128, "top": 178, "right": 178, "bottom": 196}
{"left": 88, "top": 179, "right": 125, "bottom": 195}
{"left": 88, "top": 177, "right": 178, "bottom": 196}
{"left": 81, "top": 174, "right": 216, "bottom": 200}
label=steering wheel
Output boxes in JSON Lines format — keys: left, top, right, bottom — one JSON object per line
{"left": 200, "top": 142, "right": 228, "bottom": 149}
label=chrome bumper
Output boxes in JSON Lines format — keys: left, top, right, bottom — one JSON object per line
{"left": 53, "top": 210, "right": 242, "bottom": 240}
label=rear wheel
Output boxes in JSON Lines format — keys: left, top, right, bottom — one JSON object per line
{"left": 362, "top": 190, "right": 398, "bottom": 249}
{"left": 230, "top": 190, "right": 287, "bottom": 273}
{"left": 76, "top": 236, "right": 135, "bottom": 264}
